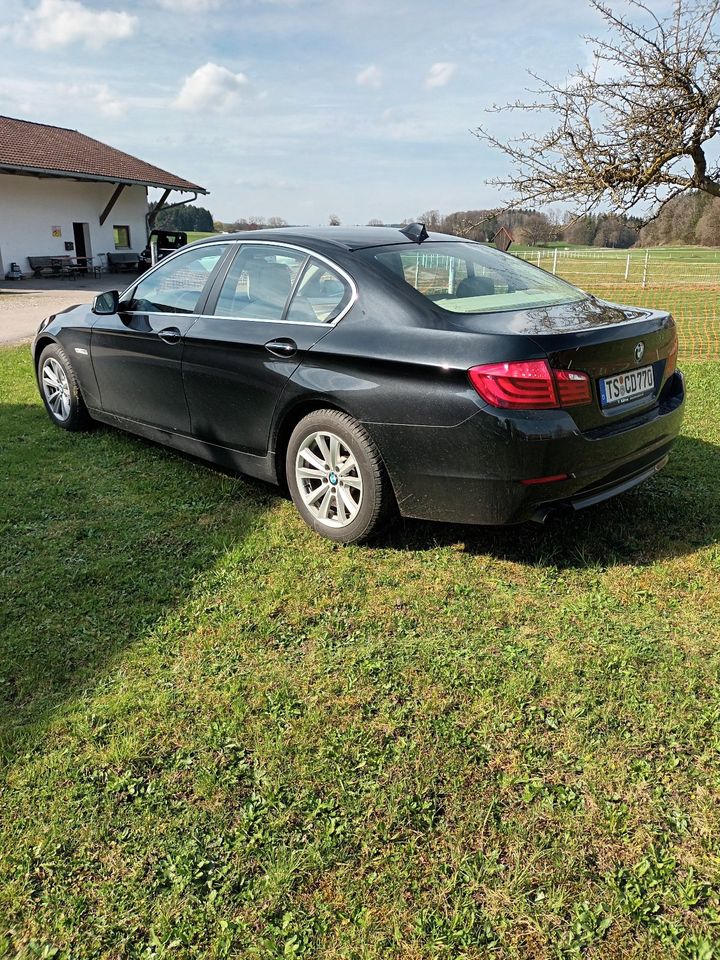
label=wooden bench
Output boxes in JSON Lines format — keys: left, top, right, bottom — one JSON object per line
{"left": 107, "top": 252, "right": 140, "bottom": 272}
{"left": 28, "top": 256, "right": 70, "bottom": 278}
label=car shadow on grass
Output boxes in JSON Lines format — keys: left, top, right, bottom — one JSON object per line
{"left": 1, "top": 399, "right": 716, "bottom": 764}
{"left": 0, "top": 403, "right": 272, "bottom": 765}
{"left": 73, "top": 426, "right": 719, "bottom": 573}
{"left": 376, "top": 435, "right": 720, "bottom": 568}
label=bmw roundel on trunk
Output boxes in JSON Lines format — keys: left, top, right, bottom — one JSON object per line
{"left": 32, "top": 224, "right": 685, "bottom": 543}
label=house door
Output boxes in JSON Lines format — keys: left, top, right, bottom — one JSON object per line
{"left": 72, "top": 222, "right": 91, "bottom": 259}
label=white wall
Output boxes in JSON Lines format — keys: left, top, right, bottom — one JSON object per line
{"left": 0, "top": 173, "right": 148, "bottom": 275}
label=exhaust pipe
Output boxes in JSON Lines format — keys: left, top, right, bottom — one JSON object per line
{"left": 532, "top": 502, "right": 574, "bottom": 524}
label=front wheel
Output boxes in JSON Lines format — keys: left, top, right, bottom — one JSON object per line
{"left": 286, "top": 409, "right": 394, "bottom": 544}
{"left": 38, "top": 343, "right": 92, "bottom": 431}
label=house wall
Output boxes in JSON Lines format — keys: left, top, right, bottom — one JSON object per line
{"left": 0, "top": 173, "right": 148, "bottom": 275}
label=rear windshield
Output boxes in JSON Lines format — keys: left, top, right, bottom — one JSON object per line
{"left": 358, "top": 241, "right": 587, "bottom": 314}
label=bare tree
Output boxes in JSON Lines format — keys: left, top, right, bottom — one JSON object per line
{"left": 515, "top": 212, "right": 554, "bottom": 246}
{"left": 416, "top": 210, "right": 443, "bottom": 230}
{"left": 413, "top": 208, "right": 501, "bottom": 238}
{"left": 366, "top": 218, "right": 385, "bottom": 226}
{"left": 477, "top": 0, "right": 720, "bottom": 217}
{"left": 445, "top": 209, "right": 502, "bottom": 239}
{"left": 328, "top": 214, "right": 341, "bottom": 226}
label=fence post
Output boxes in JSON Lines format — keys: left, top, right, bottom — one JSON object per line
{"left": 625, "top": 254, "right": 630, "bottom": 281}
{"left": 552, "top": 248, "right": 558, "bottom": 275}
{"left": 537, "top": 252, "right": 541, "bottom": 267}
{"left": 642, "top": 249, "right": 649, "bottom": 288}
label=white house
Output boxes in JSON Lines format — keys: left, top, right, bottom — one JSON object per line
{"left": 0, "top": 115, "right": 207, "bottom": 276}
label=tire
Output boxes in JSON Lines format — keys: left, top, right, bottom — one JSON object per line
{"left": 38, "top": 343, "right": 92, "bottom": 431}
{"left": 286, "top": 409, "right": 394, "bottom": 544}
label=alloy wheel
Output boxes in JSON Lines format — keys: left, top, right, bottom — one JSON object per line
{"left": 294, "top": 430, "right": 363, "bottom": 527}
{"left": 41, "top": 357, "right": 71, "bottom": 421}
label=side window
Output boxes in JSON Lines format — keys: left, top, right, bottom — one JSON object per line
{"left": 127, "top": 244, "right": 228, "bottom": 314}
{"left": 214, "top": 245, "right": 307, "bottom": 320}
{"left": 287, "top": 259, "right": 351, "bottom": 323}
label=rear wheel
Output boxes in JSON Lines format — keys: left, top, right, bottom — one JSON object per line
{"left": 286, "top": 409, "right": 393, "bottom": 544}
{"left": 38, "top": 343, "right": 91, "bottom": 431}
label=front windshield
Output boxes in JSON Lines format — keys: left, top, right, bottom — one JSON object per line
{"left": 359, "top": 241, "right": 587, "bottom": 314}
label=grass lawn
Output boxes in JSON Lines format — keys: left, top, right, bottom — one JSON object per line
{"left": 1, "top": 345, "right": 720, "bottom": 959}
{"left": 185, "top": 231, "right": 219, "bottom": 243}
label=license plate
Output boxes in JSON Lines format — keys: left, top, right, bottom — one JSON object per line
{"left": 599, "top": 365, "right": 655, "bottom": 407}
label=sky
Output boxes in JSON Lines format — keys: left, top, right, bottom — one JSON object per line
{"left": 0, "top": 0, "right": 621, "bottom": 225}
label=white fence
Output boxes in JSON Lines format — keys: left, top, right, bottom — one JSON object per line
{"left": 515, "top": 248, "right": 720, "bottom": 288}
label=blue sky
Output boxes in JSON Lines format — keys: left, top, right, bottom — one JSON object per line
{"left": 1, "top": 0, "right": 616, "bottom": 224}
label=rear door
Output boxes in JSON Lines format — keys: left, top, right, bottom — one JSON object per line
{"left": 91, "top": 243, "right": 229, "bottom": 432}
{"left": 182, "top": 242, "right": 354, "bottom": 455}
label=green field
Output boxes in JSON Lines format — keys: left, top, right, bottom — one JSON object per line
{"left": 2, "top": 345, "right": 720, "bottom": 958}
{"left": 185, "top": 231, "right": 218, "bottom": 244}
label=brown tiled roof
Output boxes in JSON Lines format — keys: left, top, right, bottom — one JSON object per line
{"left": 0, "top": 115, "right": 207, "bottom": 193}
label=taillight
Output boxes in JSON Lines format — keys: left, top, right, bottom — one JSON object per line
{"left": 554, "top": 369, "right": 592, "bottom": 406}
{"left": 468, "top": 360, "right": 558, "bottom": 409}
{"left": 468, "top": 360, "right": 591, "bottom": 410}
{"left": 665, "top": 334, "right": 678, "bottom": 378}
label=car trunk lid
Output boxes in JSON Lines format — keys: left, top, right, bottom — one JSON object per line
{"left": 530, "top": 305, "right": 677, "bottom": 431}
{"left": 453, "top": 296, "right": 678, "bottom": 431}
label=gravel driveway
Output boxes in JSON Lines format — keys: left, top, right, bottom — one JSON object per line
{"left": 0, "top": 274, "right": 129, "bottom": 344}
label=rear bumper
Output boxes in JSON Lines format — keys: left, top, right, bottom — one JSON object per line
{"left": 369, "top": 371, "right": 685, "bottom": 525}
{"left": 530, "top": 453, "right": 668, "bottom": 522}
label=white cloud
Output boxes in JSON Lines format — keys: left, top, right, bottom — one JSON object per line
{"left": 90, "top": 84, "right": 126, "bottom": 117}
{"left": 59, "top": 81, "right": 126, "bottom": 116}
{"left": 378, "top": 107, "right": 428, "bottom": 141}
{"left": 173, "top": 62, "right": 251, "bottom": 112}
{"left": 0, "top": 75, "right": 127, "bottom": 120}
{"left": 14, "top": 0, "right": 137, "bottom": 50}
{"left": 356, "top": 64, "right": 382, "bottom": 89}
{"left": 158, "top": 0, "right": 222, "bottom": 10}
{"left": 425, "top": 62, "right": 456, "bottom": 89}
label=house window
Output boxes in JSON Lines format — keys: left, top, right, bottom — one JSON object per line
{"left": 113, "top": 225, "right": 131, "bottom": 249}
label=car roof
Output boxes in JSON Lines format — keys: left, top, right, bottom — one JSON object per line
{"left": 205, "top": 226, "right": 463, "bottom": 252}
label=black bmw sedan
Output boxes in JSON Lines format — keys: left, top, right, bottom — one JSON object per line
{"left": 32, "top": 225, "right": 685, "bottom": 543}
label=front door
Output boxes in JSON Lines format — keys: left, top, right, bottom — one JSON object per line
{"left": 91, "top": 242, "right": 230, "bottom": 432}
{"left": 183, "top": 243, "right": 353, "bottom": 455}
{"left": 72, "top": 222, "right": 89, "bottom": 259}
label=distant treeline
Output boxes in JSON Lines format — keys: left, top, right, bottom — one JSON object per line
{"left": 413, "top": 195, "right": 720, "bottom": 248}
{"left": 152, "top": 192, "right": 720, "bottom": 247}
{"left": 414, "top": 208, "right": 642, "bottom": 248}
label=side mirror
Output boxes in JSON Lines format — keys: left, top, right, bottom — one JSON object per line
{"left": 92, "top": 290, "right": 119, "bottom": 315}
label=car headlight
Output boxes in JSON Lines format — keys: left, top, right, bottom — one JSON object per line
{"left": 37, "top": 315, "right": 52, "bottom": 334}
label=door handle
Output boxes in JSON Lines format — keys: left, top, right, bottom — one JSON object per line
{"left": 265, "top": 337, "right": 297, "bottom": 358}
{"left": 158, "top": 326, "right": 182, "bottom": 344}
